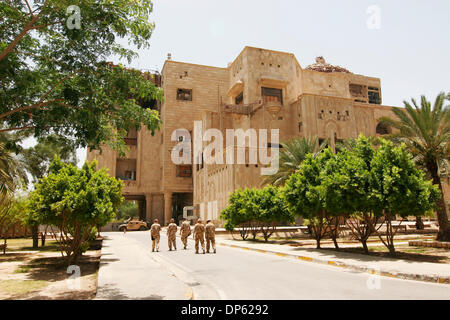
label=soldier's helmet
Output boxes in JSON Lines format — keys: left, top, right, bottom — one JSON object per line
{"left": 206, "top": 220, "right": 211, "bottom": 224}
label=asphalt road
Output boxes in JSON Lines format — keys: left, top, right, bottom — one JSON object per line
{"left": 120, "top": 231, "right": 450, "bottom": 300}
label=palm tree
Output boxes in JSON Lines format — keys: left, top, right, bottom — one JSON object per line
{"left": 0, "top": 132, "right": 28, "bottom": 196}
{"left": 379, "top": 92, "right": 450, "bottom": 241}
{"left": 263, "top": 136, "right": 327, "bottom": 186}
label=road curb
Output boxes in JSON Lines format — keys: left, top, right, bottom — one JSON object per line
{"left": 219, "top": 242, "right": 450, "bottom": 285}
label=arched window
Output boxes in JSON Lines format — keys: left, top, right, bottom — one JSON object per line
{"left": 376, "top": 122, "right": 391, "bottom": 135}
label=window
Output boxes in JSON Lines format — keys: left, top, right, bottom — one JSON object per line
{"left": 177, "top": 89, "right": 192, "bottom": 101}
{"left": 368, "top": 87, "right": 381, "bottom": 104}
{"left": 124, "top": 128, "right": 137, "bottom": 146}
{"left": 262, "top": 87, "right": 283, "bottom": 104}
{"left": 116, "top": 159, "right": 137, "bottom": 181}
{"left": 235, "top": 92, "right": 243, "bottom": 105}
{"left": 177, "top": 165, "right": 192, "bottom": 178}
{"left": 349, "top": 84, "right": 364, "bottom": 97}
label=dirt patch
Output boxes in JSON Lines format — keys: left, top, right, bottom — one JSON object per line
{"left": 0, "top": 249, "right": 101, "bottom": 300}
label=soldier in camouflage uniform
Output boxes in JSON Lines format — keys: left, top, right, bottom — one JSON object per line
{"left": 167, "top": 218, "right": 178, "bottom": 251}
{"left": 180, "top": 218, "right": 191, "bottom": 250}
{"left": 150, "top": 219, "right": 161, "bottom": 252}
{"left": 205, "top": 220, "right": 216, "bottom": 254}
{"left": 193, "top": 219, "right": 206, "bottom": 254}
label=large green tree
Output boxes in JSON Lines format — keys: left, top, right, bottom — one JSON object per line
{"left": 221, "top": 186, "right": 294, "bottom": 242}
{"left": 369, "top": 140, "right": 440, "bottom": 253}
{"left": 28, "top": 158, "right": 123, "bottom": 264}
{"left": 255, "top": 185, "right": 294, "bottom": 242}
{"left": 23, "top": 134, "right": 77, "bottom": 182}
{"left": 263, "top": 136, "right": 327, "bottom": 186}
{"left": 283, "top": 148, "right": 336, "bottom": 249}
{"left": 0, "top": 0, "right": 162, "bottom": 154}
{"left": 329, "top": 137, "right": 381, "bottom": 253}
{"left": 221, "top": 188, "right": 259, "bottom": 240}
{"left": 379, "top": 93, "right": 450, "bottom": 241}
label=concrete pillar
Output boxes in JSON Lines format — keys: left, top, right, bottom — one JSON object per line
{"left": 137, "top": 200, "right": 144, "bottom": 221}
{"left": 145, "top": 194, "right": 153, "bottom": 222}
{"left": 164, "top": 192, "right": 173, "bottom": 226}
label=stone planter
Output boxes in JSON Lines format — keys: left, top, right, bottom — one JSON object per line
{"left": 88, "top": 238, "right": 103, "bottom": 250}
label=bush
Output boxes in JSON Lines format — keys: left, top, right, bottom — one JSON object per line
{"left": 28, "top": 158, "right": 123, "bottom": 265}
{"left": 221, "top": 186, "right": 294, "bottom": 242}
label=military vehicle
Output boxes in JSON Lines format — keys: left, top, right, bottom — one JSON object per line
{"left": 118, "top": 218, "right": 149, "bottom": 232}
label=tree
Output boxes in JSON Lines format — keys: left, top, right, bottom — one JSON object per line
{"left": 263, "top": 136, "right": 327, "bottom": 186}
{"left": 0, "top": 132, "right": 28, "bottom": 195}
{"left": 0, "top": 0, "right": 162, "bottom": 155}
{"left": 255, "top": 186, "right": 294, "bottom": 242}
{"left": 283, "top": 149, "right": 336, "bottom": 249}
{"left": 28, "top": 158, "right": 123, "bottom": 265}
{"left": 323, "top": 136, "right": 380, "bottom": 253}
{"left": 379, "top": 93, "right": 450, "bottom": 241}
{"left": 21, "top": 134, "right": 78, "bottom": 247}
{"left": 369, "top": 140, "right": 441, "bottom": 254}
{"left": 0, "top": 195, "right": 27, "bottom": 254}
{"left": 23, "top": 134, "right": 77, "bottom": 182}
{"left": 220, "top": 189, "right": 258, "bottom": 241}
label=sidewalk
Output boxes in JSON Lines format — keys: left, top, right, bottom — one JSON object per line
{"left": 216, "top": 238, "right": 450, "bottom": 284}
{"left": 95, "top": 233, "right": 190, "bottom": 300}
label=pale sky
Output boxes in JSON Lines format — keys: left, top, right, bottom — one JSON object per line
{"left": 30, "top": 0, "right": 450, "bottom": 166}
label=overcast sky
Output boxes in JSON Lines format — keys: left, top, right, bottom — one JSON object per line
{"left": 70, "top": 0, "right": 450, "bottom": 166}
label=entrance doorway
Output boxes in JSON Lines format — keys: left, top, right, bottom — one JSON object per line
{"left": 122, "top": 195, "right": 147, "bottom": 222}
{"left": 172, "top": 193, "right": 193, "bottom": 224}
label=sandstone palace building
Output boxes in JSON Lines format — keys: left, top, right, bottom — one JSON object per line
{"left": 87, "top": 46, "right": 449, "bottom": 226}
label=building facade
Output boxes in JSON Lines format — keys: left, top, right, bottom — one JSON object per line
{"left": 87, "top": 46, "right": 449, "bottom": 226}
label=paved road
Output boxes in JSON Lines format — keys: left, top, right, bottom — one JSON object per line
{"left": 105, "top": 232, "right": 450, "bottom": 300}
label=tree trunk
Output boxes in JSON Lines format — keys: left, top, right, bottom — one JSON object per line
{"left": 361, "top": 240, "right": 369, "bottom": 254}
{"left": 415, "top": 216, "right": 425, "bottom": 230}
{"left": 331, "top": 218, "right": 340, "bottom": 250}
{"left": 315, "top": 238, "right": 321, "bottom": 249}
{"left": 31, "top": 225, "right": 39, "bottom": 249}
{"left": 426, "top": 161, "right": 450, "bottom": 241}
{"left": 332, "top": 237, "right": 339, "bottom": 250}
{"left": 41, "top": 226, "right": 48, "bottom": 247}
{"left": 387, "top": 244, "right": 396, "bottom": 255}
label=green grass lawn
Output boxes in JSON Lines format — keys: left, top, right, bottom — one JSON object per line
{"left": 4, "top": 238, "right": 60, "bottom": 252}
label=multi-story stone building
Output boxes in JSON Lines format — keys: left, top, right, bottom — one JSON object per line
{"left": 87, "top": 46, "right": 449, "bottom": 226}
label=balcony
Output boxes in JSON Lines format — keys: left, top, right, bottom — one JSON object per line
{"left": 222, "top": 100, "right": 263, "bottom": 116}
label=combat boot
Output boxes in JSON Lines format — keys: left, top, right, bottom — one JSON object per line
{"left": 214, "top": 249, "right": 216, "bottom": 254}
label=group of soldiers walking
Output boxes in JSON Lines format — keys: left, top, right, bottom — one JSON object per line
{"left": 150, "top": 218, "right": 216, "bottom": 254}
